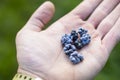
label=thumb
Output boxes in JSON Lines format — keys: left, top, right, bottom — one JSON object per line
{"left": 24, "top": 1, "right": 55, "bottom": 31}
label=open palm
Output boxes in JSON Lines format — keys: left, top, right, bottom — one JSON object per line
{"left": 16, "top": 1, "right": 120, "bottom": 80}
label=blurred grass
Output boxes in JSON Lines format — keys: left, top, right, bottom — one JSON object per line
{"left": 0, "top": 0, "right": 120, "bottom": 80}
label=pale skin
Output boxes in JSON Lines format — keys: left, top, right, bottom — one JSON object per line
{"left": 16, "top": 0, "right": 120, "bottom": 80}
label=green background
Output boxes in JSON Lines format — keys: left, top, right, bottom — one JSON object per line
{"left": 0, "top": 0, "right": 120, "bottom": 80}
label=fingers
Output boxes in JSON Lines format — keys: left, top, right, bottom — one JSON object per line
{"left": 102, "top": 17, "right": 120, "bottom": 53}
{"left": 97, "top": 4, "right": 120, "bottom": 39}
{"left": 25, "top": 1, "right": 55, "bottom": 31}
{"left": 87, "top": 0, "right": 120, "bottom": 27}
{"left": 70, "top": 0, "right": 103, "bottom": 20}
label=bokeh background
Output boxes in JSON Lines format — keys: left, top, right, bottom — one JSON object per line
{"left": 0, "top": 0, "right": 120, "bottom": 80}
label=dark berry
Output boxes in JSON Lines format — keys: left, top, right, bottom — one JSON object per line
{"left": 64, "top": 49, "right": 74, "bottom": 56}
{"left": 64, "top": 44, "right": 76, "bottom": 56}
{"left": 80, "top": 34, "right": 91, "bottom": 46}
{"left": 78, "top": 28, "right": 88, "bottom": 36}
{"left": 71, "top": 51, "right": 78, "bottom": 56}
{"left": 65, "top": 44, "right": 71, "bottom": 49}
{"left": 71, "top": 30, "right": 78, "bottom": 41}
{"left": 69, "top": 56, "right": 79, "bottom": 64}
{"left": 61, "top": 34, "right": 73, "bottom": 46}
{"left": 77, "top": 54, "right": 84, "bottom": 61}
{"left": 78, "top": 29, "right": 83, "bottom": 36}
{"left": 68, "top": 49, "right": 74, "bottom": 54}
{"left": 74, "top": 39, "right": 80, "bottom": 45}
{"left": 77, "top": 43, "right": 83, "bottom": 49}
{"left": 66, "top": 38, "right": 73, "bottom": 44}
{"left": 74, "top": 39, "right": 83, "bottom": 49}
{"left": 65, "top": 50, "right": 70, "bottom": 55}
{"left": 71, "top": 45, "right": 77, "bottom": 51}
{"left": 75, "top": 56, "right": 80, "bottom": 63}
{"left": 70, "top": 51, "right": 82, "bottom": 64}
{"left": 63, "top": 47, "right": 68, "bottom": 51}
{"left": 71, "top": 30, "right": 76, "bottom": 35}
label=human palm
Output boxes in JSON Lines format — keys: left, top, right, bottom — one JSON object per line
{"left": 16, "top": 1, "right": 120, "bottom": 80}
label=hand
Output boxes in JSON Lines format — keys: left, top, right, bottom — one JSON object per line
{"left": 16, "top": 0, "right": 120, "bottom": 80}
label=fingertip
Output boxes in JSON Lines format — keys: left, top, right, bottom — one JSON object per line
{"left": 25, "top": 1, "right": 55, "bottom": 31}
{"left": 42, "top": 1, "right": 55, "bottom": 14}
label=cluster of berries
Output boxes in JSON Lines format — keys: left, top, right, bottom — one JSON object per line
{"left": 61, "top": 28, "right": 91, "bottom": 64}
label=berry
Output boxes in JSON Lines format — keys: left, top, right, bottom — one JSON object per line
{"left": 76, "top": 43, "right": 83, "bottom": 49}
{"left": 77, "top": 54, "right": 84, "bottom": 61}
{"left": 70, "top": 30, "right": 78, "bottom": 41}
{"left": 61, "top": 34, "right": 73, "bottom": 46}
{"left": 65, "top": 49, "right": 74, "bottom": 56}
{"left": 70, "top": 51, "right": 82, "bottom": 64}
{"left": 69, "top": 56, "right": 77, "bottom": 64}
{"left": 80, "top": 34, "right": 91, "bottom": 46}
{"left": 71, "top": 45, "right": 77, "bottom": 51}
{"left": 74, "top": 39, "right": 80, "bottom": 45}
{"left": 63, "top": 47, "right": 68, "bottom": 51}
{"left": 66, "top": 39, "right": 73, "bottom": 44}
{"left": 69, "top": 56, "right": 80, "bottom": 64}
{"left": 74, "top": 39, "right": 83, "bottom": 49}
{"left": 78, "top": 28, "right": 88, "bottom": 36}
{"left": 64, "top": 44, "right": 71, "bottom": 49}
{"left": 71, "top": 30, "right": 76, "bottom": 35}
{"left": 75, "top": 56, "right": 81, "bottom": 63}
{"left": 64, "top": 44, "right": 76, "bottom": 56}
{"left": 64, "top": 44, "right": 75, "bottom": 50}
{"left": 65, "top": 50, "right": 70, "bottom": 55}
{"left": 71, "top": 51, "right": 78, "bottom": 56}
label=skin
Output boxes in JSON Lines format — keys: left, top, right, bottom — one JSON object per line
{"left": 16, "top": 0, "right": 120, "bottom": 80}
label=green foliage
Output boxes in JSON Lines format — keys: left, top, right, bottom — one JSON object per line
{"left": 0, "top": 0, "right": 120, "bottom": 80}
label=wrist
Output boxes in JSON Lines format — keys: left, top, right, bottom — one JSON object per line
{"left": 13, "top": 68, "right": 44, "bottom": 80}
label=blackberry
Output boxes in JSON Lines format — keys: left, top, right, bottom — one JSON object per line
{"left": 80, "top": 34, "right": 91, "bottom": 46}
{"left": 74, "top": 39, "right": 83, "bottom": 49}
{"left": 65, "top": 50, "right": 70, "bottom": 55}
{"left": 69, "top": 56, "right": 77, "bottom": 64}
{"left": 64, "top": 44, "right": 76, "bottom": 56}
{"left": 64, "top": 44, "right": 71, "bottom": 49}
{"left": 71, "top": 45, "right": 77, "bottom": 51}
{"left": 64, "top": 49, "right": 74, "bottom": 56}
{"left": 69, "top": 56, "right": 80, "bottom": 64}
{"left": 71, "top": 30, "right": 76, "bottom": 35}
{"left": 78, "top": 28, "right": 88, "bottom": 36}
{"left": 71, "top": 51, "right": 78, "bottom": 56}
{"left": 71, "top": 30, "right": 78, "bottom": 41}
{"left": 64, "top": 44, "right": 76, "bottom": 50}
{"left": 63, "top": 47, "right": 68, "bottom": 51}
{"left": 70, "top": 51, "right": 82, "bottom": 64}
{"left": 77, "top": 54, "right": 84, "bottom": 61}
{"left": 75, "top": 56, "right": 81, "bottom": 63}
{"left": 61, "top": 34, "right": 73, "bottom": 46}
